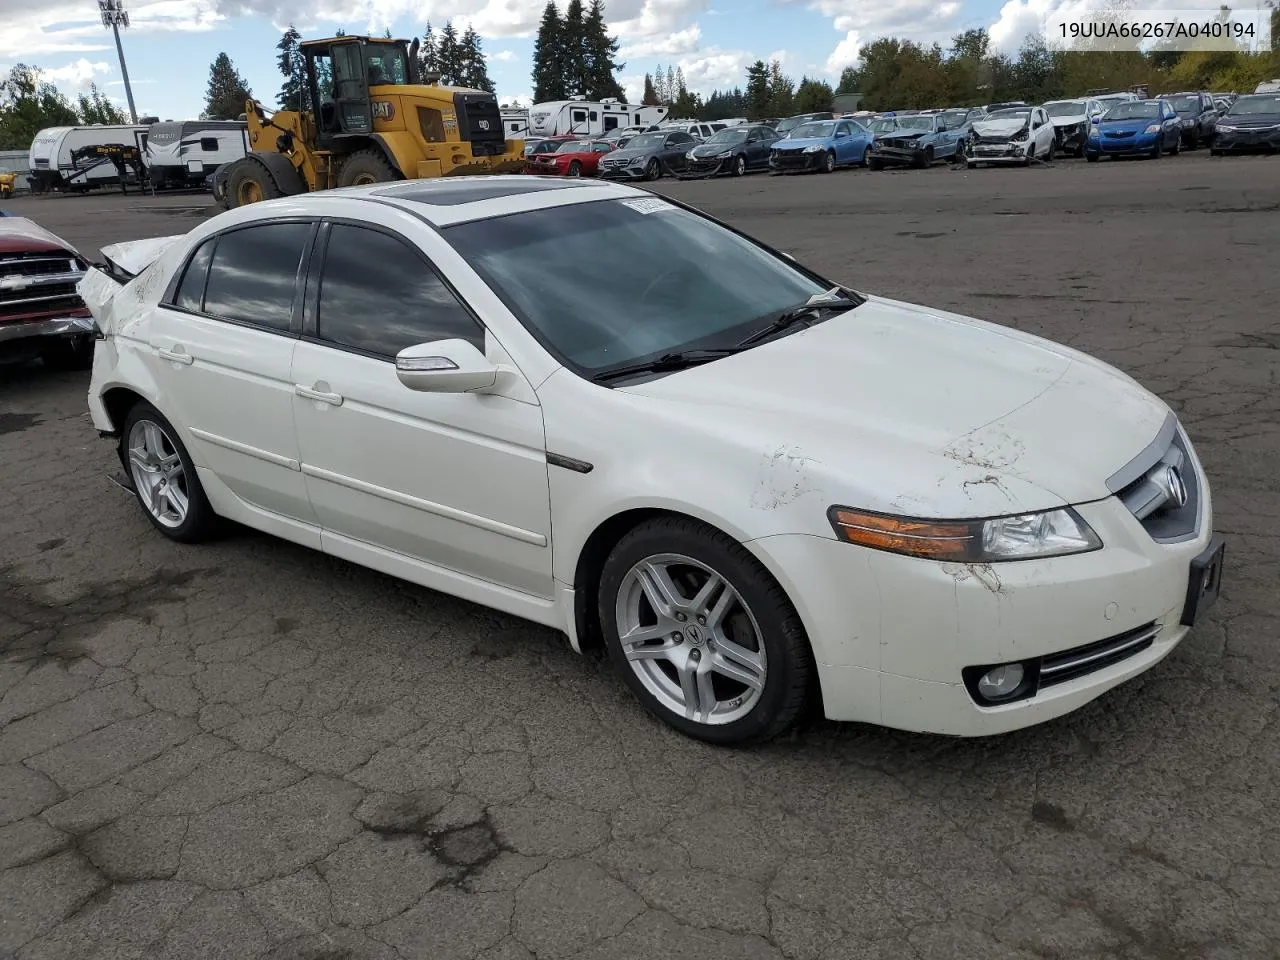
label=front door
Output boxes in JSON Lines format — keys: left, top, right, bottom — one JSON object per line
{"left": 330, "top": 40, "right": 373, "bottom": 136}
{"left": 290, "top": 220, "right": 554, "bottom": 598}
{"left": 146, "top": 221, "right": 317, "bottom": 528}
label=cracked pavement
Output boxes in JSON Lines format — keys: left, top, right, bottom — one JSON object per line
{"left": 1, "top": 154, "right": 1278, "bottom": 959}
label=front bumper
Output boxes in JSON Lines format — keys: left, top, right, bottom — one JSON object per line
{"left": 1213, "top": 129, "right": 1280, "bottom": 151}
{"left": 1089, "top": 132, "right": 1159, "bottom": 155}
{"left": 598, "top": 163, "right": 648, "bottom": 179}
{"left": 870, "top": 146, "right": 925, "bottom": 165}
{"left": 684, "top": 157, "right": 730, "bottom": 176}
{"left": 0, "top": 312, "right": 93, "bottom": 345}
{"left": 1054, "top": 125, "right": 1088, "bottom": 150}
{"left": 769, "top": 151, "right": 821, "bottom": 172}
{"left": 748, "top": 453, "right": 1215, "bottom": 736}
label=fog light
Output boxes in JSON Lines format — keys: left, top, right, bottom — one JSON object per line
{"left": 977, "top": 664, "right": 1024, "bottom": 700}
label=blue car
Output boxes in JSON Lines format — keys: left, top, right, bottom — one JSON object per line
{"left": 1086, "top": 99, "right": 1183, "bottom": 160}
{"left": 769, "top": 118, "right": 873, "bottom": 174}
{"left": 866, "top": 114, "right": 963, "bottom": 168}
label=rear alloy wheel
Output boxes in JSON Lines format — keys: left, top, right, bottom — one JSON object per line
{"left": 733, "top": 154, "right": 747, "bottom": 177}
{"left": 121, "top": 402, "right": 219, "bottom": 543}
{"left": 599, "top": 517, "right": 813, "bottom": 744}
{"left": 567, "top": 160, "right": 582, "bottom": 178}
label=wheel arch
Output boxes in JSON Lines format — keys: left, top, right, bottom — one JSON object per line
{"left": 245, "top": 151, "right": 306, "bottom": 195}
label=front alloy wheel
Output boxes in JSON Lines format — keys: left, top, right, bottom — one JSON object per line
{"left": 599, "top": 517, "right": 813, "bottom": 743}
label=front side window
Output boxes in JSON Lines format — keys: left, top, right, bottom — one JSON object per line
{"left": 202, "top": 222, "right": 311, "bottom": 330}
{"left": 446, "top": 199, "right": 831, "bottom": 376}
{"left": 317, "top": 224, "right": 484, "bottom": 357}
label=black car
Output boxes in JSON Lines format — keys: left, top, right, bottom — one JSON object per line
{"left": 1162, "top": 91, "right": 1218, "bottom": 147}
{"left": 683, "top": 125, "right": 781, "bottom": 176}
{"left": 1210, "top": 94, "right": 1280, "bottom": 154}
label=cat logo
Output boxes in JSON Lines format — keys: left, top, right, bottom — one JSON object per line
{"left": 371, "top": 101, "right": 394, "bottom": 120}
{"left": 477, "top": 119, "right": 491, "bottom": 131}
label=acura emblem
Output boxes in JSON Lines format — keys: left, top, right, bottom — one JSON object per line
{"left": 1164, "top": 465, "right": 1188, "bottom": 508}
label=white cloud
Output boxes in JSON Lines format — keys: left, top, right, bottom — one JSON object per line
{"left": 490, "top": 48, "right": 518, "bottom": 61}
{"left": 618, "top": 23, "right": 701, "bottom": 58}
{"left": 1, "top": 0, "right": 221, "bottom": 60}
{"left": 38, "top": 58, "right": 112, "bottom": 91}
{"left": 986, "top": 0, "right": 1109, "bottom": 53}
{"left": 824, "top": 29, "right": 862, "bottom": 74}
{"left": 676, "top": 46, "right": 754, "bottom": 92}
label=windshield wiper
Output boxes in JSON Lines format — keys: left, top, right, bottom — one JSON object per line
{"left": 735, "top": 287, "right": 861, "bottom": 347}
{"left": 590, "top": 347, "right": 743, "bottom": 384}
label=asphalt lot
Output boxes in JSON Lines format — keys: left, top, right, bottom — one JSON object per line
{"left": 2, "top": 153, "right": 1279, "bottom": 960}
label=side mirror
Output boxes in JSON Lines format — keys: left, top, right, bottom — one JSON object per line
{"left": 396, "top": 339, "right": 497, "bottom": 393}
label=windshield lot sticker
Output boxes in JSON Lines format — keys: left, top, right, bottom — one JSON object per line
{"left": 621, "top": 197, "right": 673, "bottom": 215}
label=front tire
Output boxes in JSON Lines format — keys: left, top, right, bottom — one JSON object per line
{"left": 567, "top": 160, "right": 582, "bottom": 178}
{"left": 732, "top": 154, "right": 747, "bottom": 177}
{"left": 1046, "top": 141, "right": 1055, "bottom": 162}
{"left": 337, "top": 149, "right": 400, "bottom": 188}
{"left": 598, "top": 517, "right": 814, "bottom": 745}
{"left": 820, "top": 150, "right": 836, "bottom": 173}
{"left": 645, "top": 158, "right": 661, "bottom": 181}
{"left": 121, "top": 402, "right": 219, "bottom": 543}
{"left": 868, "top": 157, "right": 883, "bottom": 171}
{"left": 224, "top": 159, "right": 281, "bottom": 209}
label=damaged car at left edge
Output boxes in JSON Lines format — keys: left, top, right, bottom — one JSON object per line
{"left": 0, "top": 216, "right": 97, "bottom": 369}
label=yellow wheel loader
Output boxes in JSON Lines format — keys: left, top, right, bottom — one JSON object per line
{"left": 219, "top": 35, "right": 525, "bottom": 209}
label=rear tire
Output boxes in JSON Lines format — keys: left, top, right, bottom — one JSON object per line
{"left": 224, "top": 159, "right": 281, "bottom": 209}
{"left": 598, "top": 516, "right": 814, "bottom": 745}
{"left": 120, "top": 402, "right": 219, "bottom": 544}
{"left": 338, "top": 149, "right": 400, "bottom": 188}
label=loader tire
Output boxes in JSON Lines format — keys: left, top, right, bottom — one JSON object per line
{"left": 337, "top": 150, "right": 400, "bottom": 188}
{"left": 224, "top": 159, "right": 281, "bottom": 209}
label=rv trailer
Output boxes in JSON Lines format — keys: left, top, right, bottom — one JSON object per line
{"left": 527, "top": 98, "right": 669, "bottom": 139}
{"left": 143, "top": 120, "right": 249, "bottom": 188}
{"left": 27, "top": 125, "right": 150, "bottom": 193}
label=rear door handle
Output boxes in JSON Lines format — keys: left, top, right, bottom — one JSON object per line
{"left": 294, "top": 384, "right": 343, "bottom": 406}
{"left": 157, "top": 346, "right": 193, "bottom": 365}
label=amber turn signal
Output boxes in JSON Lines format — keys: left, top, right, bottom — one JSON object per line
{"left": 827, "top": 507, "right": 979, "bottom": 560}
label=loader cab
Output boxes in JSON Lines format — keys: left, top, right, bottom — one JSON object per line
{"left": 302, "top": 36, "right": 418, "bottom": 147}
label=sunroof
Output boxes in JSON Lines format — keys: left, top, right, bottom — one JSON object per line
{"left": 372, "top": 178, "right": 590, "bottom": 207}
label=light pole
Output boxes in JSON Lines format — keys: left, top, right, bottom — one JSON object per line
{"left": 99, "top": 0, "right": 138, "bottom": 123}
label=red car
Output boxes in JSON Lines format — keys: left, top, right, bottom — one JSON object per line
{"left": 526, "top": 139, "right": 615, "bottom": 177}
{"left": 0, "top": 215, "right": 95, "bottom": 369}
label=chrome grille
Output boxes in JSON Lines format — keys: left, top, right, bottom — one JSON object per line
{"left": 1109, "top": 415, "right": 1202, "bottom": 543}
{"left": 1039, "top": 622, "right": 1160, "bottom": 689}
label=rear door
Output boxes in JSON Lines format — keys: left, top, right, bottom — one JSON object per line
{"left": 146, "top": 220, "right": 319, "bottom": 532}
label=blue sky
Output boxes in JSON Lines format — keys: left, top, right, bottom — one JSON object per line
{"left": 1, "top": 0, "right": 1143, "bottom": 120}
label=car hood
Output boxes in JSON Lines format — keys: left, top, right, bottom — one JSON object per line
{"left": 971, "top": 118, "right": 1028, "bottom": 137}
{"left": 1096, "top": 119, "right": 1155, "bottom": 135}
{"left": 77, "top": 234, "right": 186, "bottom": 335}
{"left": 690, "top": 142, "right": 740, "bottom": 156}
{"left": 881, "top": 127, "right": 932, "bottom": 138}
{"left": 1219, "top": 113, "right": 1280, "bottom": 127}
{"left": 1050, "top": 113, "right": 1088, "bottom": 126}
{"left": 606, "top": 147, "right": 653, "bottom": 161}
{"left": 616, "top": 295, "right": 1169, "bottom": 516}
{"left": 774, "top": 136, "right": 832, "bottom": 150}
{"left": 0, "top": 216, "right": 82, "bottom": 257}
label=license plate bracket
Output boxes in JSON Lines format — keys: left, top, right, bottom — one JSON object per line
{"left": 1180, "top": 536, "right": 1226, "bottom": 626}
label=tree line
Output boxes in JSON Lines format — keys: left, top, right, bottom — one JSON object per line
{"left": 638, "top": 60, "right": 835, "bottom": 121}
{"left": 0, "top": 66, "right": 127, "bottom": 150}
{"left": 531, "top": 0, "right": 624, "bottom": 102}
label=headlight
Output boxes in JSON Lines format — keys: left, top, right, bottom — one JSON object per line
{"left": 1010, "top": 129, "right": 1028, "bottom": 141}
{"left": 686, "top": 150, "right": 696, "bottom": 160}
{"left": 903, "top": 140, "right": 919, "bottom": 149}
{"left": 716, "top": 150, "right": 732, "bottom": 158}
{"left": 629, "top": 156, "right": 644, "bottom": 165}
{"left": 827, "top": 506, "right": 1102, "bottom": 562}
{"left": 803, "top": 144, "right": 823, "bottom": 153}
{"left": 1215, "top": 124, "right": 1237, "bottom": 132}
{"left": 1144, "top": 124, "right": 1162, "bottom": 134}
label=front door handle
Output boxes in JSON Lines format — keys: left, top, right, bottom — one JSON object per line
{"left": 295, "top": 384, "right": 343, "bottom": 406}
{"left": 157, "top": 346, "right": 193, "bottom": 365}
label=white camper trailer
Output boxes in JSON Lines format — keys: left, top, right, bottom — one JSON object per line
{"left": 27, "top": 125, "right": 150, "bottom": 192}
{"left": 527, "top": 98, "right": 669, "bottom": 139}
{"left": 501, "top": 107, "right": 529, "bottom": 139}
{"left": 143, "top": 120, "right": 249, "bottom": 188}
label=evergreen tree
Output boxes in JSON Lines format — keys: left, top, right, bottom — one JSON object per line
{"left": 836, "top": 66, "right": 859, "bottom": 95}
{"left": 77, "top": 83, "right": 126, "bottom": 124}
{"left": 665, "top": 66, "right": 676, "bottom": 105}
{"left": 745, "top": 60, "right": 769, "bottom": 119}
{"left": 276, "top": 25, "right": 305, "bottom": 112}
{"left": 419, "top": 23, "right": 440, "bottom": 78}
{"left": 642, "top": 73, "right": 659, "bottom": 105}
{"left": 793, "top": 76, "right": 834, "bottom": 113}
{"left": 583, "top": 0, "right": 624, "bottom": 100}
{"left": 652, "top": 63, "right": 666, "bottom": 102}
{"left": 765, "top": 59, "right": 794, "bottom": 115}
{"left": 437, "top": 23, "right": 462, "bottom": 85}
{"left": 0, "top": 64, "right": 79, "bottom": 150}
{"left": 202, "top": 52, "right": 253, "bottom": 120}
{"left": 459, "top": 26, "right": 494, "bottom": 91}
{"left": 531, "top": 2, "right": 567, "bottom": 102}
{"left": 562, "top": 0, "right": 587, "bottom": 95}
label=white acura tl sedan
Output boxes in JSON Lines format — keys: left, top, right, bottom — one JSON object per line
{"left": 80, "top": 177, "right": 1224, "bottom": 744}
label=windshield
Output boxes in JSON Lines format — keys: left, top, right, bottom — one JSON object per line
{"left": 1165, "top": 95, "right": 1199, "bottom": 113}
{"left": 775, "top": 117, "right": 803, "bottom": 134}
{"left": 988, "top": 108, "right": 1030, "bottom": 121}
{"left": 625, "top": 132, "right": 665, "bottom": 150}
{"left": 1227, "top": 95, "right": 1280, "bottom": 115}
{"left": 793, "top": 121, "right": 836, "bottom": 138}
{"left": 705, "top": 128, "right": 748, "bottom": 145}
{"left": 939, "top": 110, "right": 968, "bottom": 125}
{"left": 868, "top": 118, "right": 899, "bottom": 133}
{"left": 556, "top": 141, "right": 591, "bottom": 153}
{"left": 364, "top": 43, "right": 410, "bottom": 85}
{"left": 445, "top": 198, "right": 830, "bottom": 376}
{"left": 1104, "top": 102, "right": 1159, "bottom": 120}
{"left": 1046, "top": 101, "right": 1086, "bottom": 117}
{"left": 893, "top": 116, "right": 935, "bottom": 131}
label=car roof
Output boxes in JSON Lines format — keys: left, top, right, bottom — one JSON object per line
{"left": 226, "top": 177, "right": 651, "bottom": 229}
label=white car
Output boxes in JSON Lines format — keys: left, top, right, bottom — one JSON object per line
{"left": 80, "top": 178, "right": 1223, "bottom": 744}
{"left": 967, "top": 106, "right": 1059, "bottom": 166}
{"left": 1042, "top": 98, "right": 1106, "bottom": 156}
